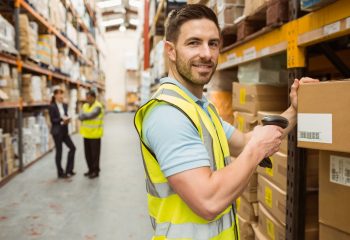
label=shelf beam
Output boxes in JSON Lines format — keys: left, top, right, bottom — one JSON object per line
{"left": 19, "top": 0, "right": 93, "bottom": 66}
{"left": 218, "top": 0, "right": 350, "bottom": 69}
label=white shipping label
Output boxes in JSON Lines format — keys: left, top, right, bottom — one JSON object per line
{"left": 243, "top": 47, "right": 256, "bottom": 61}
{"left": 261, "top": 47, "right": 270, "bottom": 57}
{"left": 330, "top": 155, "right": 350, "bottom": 187}
{"left": 297, "top": 113, "right": 332, "bottom": 143}
{"left": 227, "top": 53, "right": 237, "bottom": 61}
{"left": 346, "top": 17, "right": 350, "bottom": 29}
{"left": 323, "top": 21, "right": 340, "bottom": 36}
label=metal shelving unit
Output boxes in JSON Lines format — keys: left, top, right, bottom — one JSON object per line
{"left": 217, "top": 1, "right": 350, "bottom": 239}
{"left": 0, "top": 0, "right": 105, "bottom": 185}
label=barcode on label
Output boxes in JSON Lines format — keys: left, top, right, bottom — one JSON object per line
{"left": 299, "top": 131, "right": 320, "bottom": 140}
{"left": 331, "top": 168, "right": 339, "bottom": 182}
{"left": 330, "top": 155, "right": 350, "bottom": 187}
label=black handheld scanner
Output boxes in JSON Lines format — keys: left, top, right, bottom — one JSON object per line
{"left": 258, "top": 115, "right": 289, "bottom": 169}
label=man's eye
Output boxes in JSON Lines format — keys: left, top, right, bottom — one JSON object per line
{"left": 209, "top": 41, "right": 219, "bottom": 48}
{"left": 188, "top": 41, "right": 200, "bottom": 46}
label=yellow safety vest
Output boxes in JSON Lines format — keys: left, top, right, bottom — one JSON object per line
{"left": 134, "top": 83, "right": 240, "bottom": 240}
{"left": 80, "top": 100, "right": 104, "bottom": 139}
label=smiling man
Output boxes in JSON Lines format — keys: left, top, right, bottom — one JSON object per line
{"left": 135, "top": 4, "right": 317, "bottom": 240}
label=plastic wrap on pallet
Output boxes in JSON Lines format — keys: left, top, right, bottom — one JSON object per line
{"left": 27, "top": 0, "right": 49, "bottom": 20}
{"left": 301, "top": 0, "right": 337, "bottom": 11}
{"left": 0, "top": 14, "right": 17, "bottom": 54}
{"left": 66, "top": 22, "right": 78, "bottom": 46}
{"left": 49, "top": 0, "right": 66, "bottom": 32}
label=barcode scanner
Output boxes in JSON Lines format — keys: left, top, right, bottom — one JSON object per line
{"left": 258, "top": 116, "right": 289, "bottom": 169}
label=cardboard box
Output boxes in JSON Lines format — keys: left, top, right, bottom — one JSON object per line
{"left": 297, "top": 80, "right": 350, "bottom": 153}
{"left": 258, "top": 175, "right": 286, "bottom": 225}
{"left": 242, "top": 172, "right": 258, "bottom": 203}
{"left": 237, "top": 196, "right": 258, "bottom": 223}
{"left": 319, "top": 151, "right": 350, "bottom": 235}
{"left": 237, "top": 214, "right": 255, "bottom": 240}
{"left": 252, "top": 224, "right": 269, "bottom": 240}
{"left": 233, "top": 111, "right": 258, "bottom": 133}
{"left": 218, "top": 4, "right": 244, "bottom": 27}
{"left": 232, "top": 82, "right": 288, "bottom": 115}
{"left": 320, "top": 223, "right": 350, "bottom": 240}
{"left": 258, "top": 203, "right": 285, "bottom": 240}
{"left": 257, "top": 152, "right": 287, "bottom": 191}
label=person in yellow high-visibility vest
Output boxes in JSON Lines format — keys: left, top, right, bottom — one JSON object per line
{"left": 79, "top": 90, "right": 104, "bottom": 179}
{"left": 134, "top": 4, "right": 319, "bottom": 239}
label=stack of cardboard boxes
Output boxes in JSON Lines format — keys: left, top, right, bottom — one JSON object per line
{"left": 217, "top": 0, "right": 244, "bottom": 30}
{"left": 19, "top": 14, "right": 38, "bottom": 60}
{"left": 0, "top": 63, "right": 19, "bottom": 103}
{"left": 0, "top": 133, "right": 17, "bottom": 181}
{"left": 297, "top": 80, "right": 350, "bottom": 240}
{"left": 22, "top": 74, "right": 49, "bottom": 103}
{"left": 231, "top": 54, "right": 290, "bottom": 239}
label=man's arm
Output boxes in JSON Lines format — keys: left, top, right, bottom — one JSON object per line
{"left": 168, "top": 124, "right": 282, "bottom": 221}
{"left": 79, "top": 106, "right": 101, "bottom": 121}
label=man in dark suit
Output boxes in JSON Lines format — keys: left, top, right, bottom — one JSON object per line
{"left": 49, "top": 86, "right": 76, "bottom": 178}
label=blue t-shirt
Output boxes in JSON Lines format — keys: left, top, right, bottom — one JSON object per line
{"left": 142, "top": 77, "right": 235, "bottom": 177}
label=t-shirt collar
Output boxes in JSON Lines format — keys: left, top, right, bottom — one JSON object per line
{"left": 160, "top": 77, "right": 209, "bottom": 108}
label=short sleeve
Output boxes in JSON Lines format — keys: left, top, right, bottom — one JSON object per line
{"left": 220, "top": 118, "right": 235, "bottom": 140}
{"left": 142, "top": 104, "right": 211, "bottom": 177}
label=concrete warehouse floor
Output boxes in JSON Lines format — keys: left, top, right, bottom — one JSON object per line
{"left": 0, "top": 113, "right": 153, "bottom": 240}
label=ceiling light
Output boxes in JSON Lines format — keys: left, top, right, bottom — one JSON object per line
{"left": 129, "top": 18, "right": 139, "bottom": 26}
{"left": 102, "top": 18, "right": 124, "bottom": 27}
{"left": 129, "top": 0, "right": 141, "bottom": 8}
{"left": 119, "top": 24, "right": 126, "bottom": 32}
{"left": 97, "top": 0, "right": 122, "bottom": 9}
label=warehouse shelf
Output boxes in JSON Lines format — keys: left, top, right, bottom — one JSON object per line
{"left": 84, "top": 0, "right": 97, "bottom": 26}
{"left": 19, "top": 0, "right": 94, "bottom": 66}
{"left": 149, "top": 0, "right": 165, "bottom": 38}
{"left": 63, "top": 0, "right": 100, "bottom": 51}
{"left": 218, "top": 0, "right": 350, "bottom": 69}
{"left": 0, "top": 52, "right": 93, "bottom": 89}
{"left": 0, "top": 145, "right": 54, "bottom": 188}
{"left": 0, "top": 101, "right": 50, "bottom": 110}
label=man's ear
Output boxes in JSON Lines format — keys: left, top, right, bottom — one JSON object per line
{"left": 164, "top": 40, "right": 176, "bottom": 62}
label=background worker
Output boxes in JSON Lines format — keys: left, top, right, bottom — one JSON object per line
{"left": 79, "top": 90, "right": 104, "bottom": 179}
{"left": 134, "top": 4, "right": 319, "bottom": 239}
{"left": 49, "top": 86, "right": 76, "bottom": 179}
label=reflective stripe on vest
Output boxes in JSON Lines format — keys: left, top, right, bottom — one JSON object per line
{"left": 80, "top": 101, "right": 104, "bottom": 139}
{"left": 134, "top": 83, "right": 240, "bottom": 240}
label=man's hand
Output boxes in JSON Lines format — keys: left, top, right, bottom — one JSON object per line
{"left": 290, "top": 77, "right": 319, "bottom": 111}
{"left": 246, "top": 125, "right": 283, "bottom": 163}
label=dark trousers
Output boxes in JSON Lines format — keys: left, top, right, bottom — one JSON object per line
{"left": 53, "top": 133, "right": 76, "bottom": 176}
{"left": 84, "top": 138, "right": 101, "bottom": 174}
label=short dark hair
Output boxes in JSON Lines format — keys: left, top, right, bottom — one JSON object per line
{"left": 86, "top": 90, "right": 96, "bottom": 98}
{"left": 165, "top": 4, "right": 220, "bottom": 43}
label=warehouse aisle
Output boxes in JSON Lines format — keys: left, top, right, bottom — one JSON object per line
{"left": 0, "top": 113, "right": 152, "bottom": 240}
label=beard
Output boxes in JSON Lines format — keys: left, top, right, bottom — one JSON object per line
{"left": 175, "top": 50, "right": 217, "bottom": 87}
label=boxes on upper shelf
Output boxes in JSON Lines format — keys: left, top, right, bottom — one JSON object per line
{"left": 217, "top": 4, "right": 244, "bottom": 29}
{"left": 19, "top": 14, "right": 38, "bottom": 59}
{"left": 297, "top": 80, "right": 350, "bottom": 153}
{"left": 217, "top": 0, "right": 245, "bottom": 12}
{"left": 243, "top": 0, "right": 269, "bottom": 17}
{"left": 301, "top": 0, "right": 337, "bottom": 11}
{"left": 49, "top": 0, "right": 66, "bottom": 31}
{"left": 27, "top": 0, "right": 49, "bottom": 20}
{"left": 232, "top": 82, "right": 288, "bottom": 115}
{"left": 319, "top": 151, "right": 350, "bottom": 237}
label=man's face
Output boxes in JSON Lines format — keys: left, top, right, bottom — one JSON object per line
{"left": 173, "top": 19, "right": 220, "bottom": 86}
{"left": 86, "top": 95, "right": 95, "bottom": 105}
